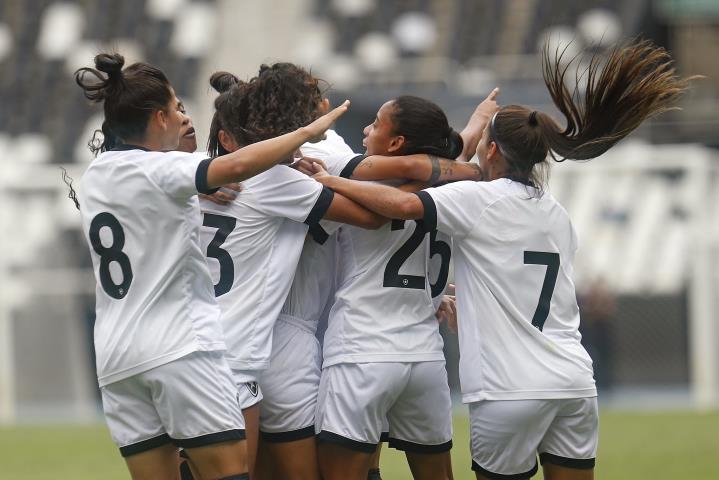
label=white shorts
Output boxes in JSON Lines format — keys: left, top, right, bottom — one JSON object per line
{"left": 469, "top": 397, "right": 598, "bottom": 478}
{"left": 259, "top": 319, "right": 321, "bottom": 442}
{"left": 101, "top": 351, "right": 245, "bottom": 457}
{"left": 231, "top": 369, "right": 264, "bottom": 410}
{"left": 316, "top": 361, "right": 452, "bottom": 454}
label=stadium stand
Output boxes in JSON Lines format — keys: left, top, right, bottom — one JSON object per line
{"left": 0, "top": 0, "right": 717, "bottom": 422}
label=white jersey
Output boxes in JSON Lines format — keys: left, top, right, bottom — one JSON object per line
{"left": 199, "top": 164, "right": 332, "bottom": 371}
{"left": 418, "top": 178, "right": 597, "bottom": 402}
{"left": 279, "top": 130, "right": 360, "bottom": 333}
{"left": 79, "top": 146, "right": 225, "bottom": 387}
{"left": 323, "top": 200, "right": 447, "bottom": 368}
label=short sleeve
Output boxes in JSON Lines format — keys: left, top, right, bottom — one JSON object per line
{"left": 144, "top": 151, "right": 217, "bottom": 198}
{"left": 299, "top": 132, "right": 362, "bottom": 176}
{"left": 417, "top": 181, "right": 493, "bottom": 238}
{"left": 252, "top": 165, "right": 330, "bottom": 224}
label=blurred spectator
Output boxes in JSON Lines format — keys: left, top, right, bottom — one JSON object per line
{"left": 579, "top": 278, "right": 616, "bottom": 393}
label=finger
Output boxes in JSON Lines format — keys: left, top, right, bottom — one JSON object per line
{"left": 487, "top": 87, "right": 500, "bottom": 100}
{"left": 225, "top": 182, "right": 242, "bottom": 192}
{"left": 447, "top": 283, "right": 456, "bottom": 296}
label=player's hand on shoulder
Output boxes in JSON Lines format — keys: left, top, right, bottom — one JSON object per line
{"left": 200, "top": 182, "right": 242, "bottom": 206}
{"left": 292, "top": 155, "right": 327, "bottom": 177}
{"left": 303, "top": 100, "right": 350, "bottom": 143}
{"left": 310, "top": 161, "right": 332, "bottom": 184}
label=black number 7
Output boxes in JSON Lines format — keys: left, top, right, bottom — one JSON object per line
{"left": 524, "top": 251, "right": 560, "bottom": 332}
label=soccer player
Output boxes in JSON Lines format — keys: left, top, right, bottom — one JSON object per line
{"left": 200, "top": 67, "right": 389, "bottom": 480}
{"left": 311, "top": 92, "right": 498, "bottom": 480}
{"left": 72, "top": 52, "right": 348, "bottom": 480}
{"left": 311, "top": 40, "right": 692, "bottom": 480}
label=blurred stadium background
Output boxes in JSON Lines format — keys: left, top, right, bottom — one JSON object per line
{"left": 0, "top": 0, "right": 718, "bottom": 478}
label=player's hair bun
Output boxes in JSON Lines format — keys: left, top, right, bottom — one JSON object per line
{"left": 210, "top": 71, "right": 240, "bottom": 93}
{"left": 447, "top": 128, "right": 464, "bottom": 159}
{"left": 95, "top": 53, "right": 125, "bottom": 80}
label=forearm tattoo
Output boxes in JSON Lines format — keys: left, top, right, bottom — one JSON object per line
{"left": 428, "top": 155, "right": 441, "bottom": 184}
{"left": 469, "top": 163, "right": 485, "bottom": 180}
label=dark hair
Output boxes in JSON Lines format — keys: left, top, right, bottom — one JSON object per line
{"left": 207, "top": 63, "right": 325, "bottom": 155}
{"left": 75, "top": 52, "right": 173, "bottom": 155}
{"left": 388, "top": 96, "right": 463, "bottom": 159}
{"left": 489, "top": 39, "right": 693, "bottom": 194}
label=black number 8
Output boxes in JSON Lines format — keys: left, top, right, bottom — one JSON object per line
{"left": 89, "top": 212, "right": 133, "bottom": 299}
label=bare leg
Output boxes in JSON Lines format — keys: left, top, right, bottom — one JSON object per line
{"left": 265, "top": 437, "right": 320, "bottom": 480}
{"left": 243, "top": 404, "right": 260, "bottom": 479}
{"left": 184, "top": 440, "right": 248, "bottom": 479}
{"left": 126, "top": 443, "right": 185, "bottom": 480}
{"left": 367, "top": 443, "right": 382, "bottom": 479}
{"left": 318, "top": 442, "right": 373, "bottom": 480}
{"left": 543, "top": 463, "right": 594, "bottom": 480}
{"left": 406, "top": 451, "right": 452, "bottom": 480}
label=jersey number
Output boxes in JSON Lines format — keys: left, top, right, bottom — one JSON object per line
{"left": 203, "top": 213, "right": 237, "bottom": 297}
{"left": 383, "top": 220, "right": 451, "bottom": 295}
{"left": 524, "top": 251, "right": 560, "bottom": 331}
{"left": 89, "top": 212, "right": 133, "bottom": 299}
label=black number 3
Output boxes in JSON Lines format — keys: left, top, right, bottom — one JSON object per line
{"left": 203, "top": 213, "right": 237, "bottom": 297}
{"left": 524, "top": 251, "right": 560, "bottom": 331}
{"left": 89, "top": 212, "right": 133, "bottom": 299}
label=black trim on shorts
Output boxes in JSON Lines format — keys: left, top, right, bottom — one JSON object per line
{"left": 305, "top": 186, "right": 334, "bottom": 226}
{"left": 415, "top": 191, "right": 437, "bottom": 231}
{"left": 308, "top": 224, "right": 330, "bottom": 245}
{"left": 539, "top": 452, "right": 595, "bottom": 470}
{"left": 388, "top": 437, "right": 452, "bottom": 453}
{"left": 339, "top": 154, "right": 366, "bottom": 178}
{"left": 317, "top": 430, "right": 377, "bottom": 453}
{"left": 173, "top": 429, "right": 246, "bottom": 449}
{"left": 119, "top": 433, "right": 173, "bottom": 457}
{"left": 195, "top": 158, "right": 220, "bottom": 195}
{"left": 261, "top": 425, "right": 316, "bottom": 443}
{"left": 380, "top": 431, "right": 390, "bottom": 443}
{"left": 471, "top": 459, "right": 538, "bottom": 479}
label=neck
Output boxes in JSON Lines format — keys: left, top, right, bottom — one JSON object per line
{"left": 127, "top": 138, "right": 173, "bottom": 151}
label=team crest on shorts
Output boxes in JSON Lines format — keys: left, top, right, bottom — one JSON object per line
{"left": 246, "top": 381, "right": 259, "bottom": 397}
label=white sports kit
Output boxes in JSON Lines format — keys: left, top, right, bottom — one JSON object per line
{"left": 316, "top": 159, "right": 453, "bottom": 453}
{"left": 418, "top": 178, "right": 598, "bottom": 476}
{"left": 260, "top": 131, "right": 358, "bottom": 440}
{"left": 79, "top": 146, "right": 244, "bottom": 456}
{"left": 198, "top": 158, "right": 333, "bottom": 413}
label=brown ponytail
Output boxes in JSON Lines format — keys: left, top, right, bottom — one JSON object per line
{"left": 490, "top": 39, "right": 694, "bottom": 194}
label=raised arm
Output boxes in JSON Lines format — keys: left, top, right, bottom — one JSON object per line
{"left": 206, "top": 101, "right": 349, "bottom": 188}
{"left": 457, "top": 87, "right": 499, "bottom": 162}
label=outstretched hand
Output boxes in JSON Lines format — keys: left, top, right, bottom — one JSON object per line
{"left": 304, "top": 100, "right": 350, "bottom": 143}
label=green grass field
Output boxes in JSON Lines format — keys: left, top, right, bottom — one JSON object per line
{"left": 1, "top": 411, "right": 717, "bottom": 479}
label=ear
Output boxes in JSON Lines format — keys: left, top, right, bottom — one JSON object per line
{"left": 487, "top": 141, "right": 499, "bottom": 163}
{"left": 387, "top": 135, "right": 405, "bottom": 154}
{"left": 319, "top": 98, "right": 330, "bottom": 115}
{"left": 154, "top": 108, "right": 169, "bottom": 131}
{"left": 218, "top": 129, "right": 239, "bottom": 153}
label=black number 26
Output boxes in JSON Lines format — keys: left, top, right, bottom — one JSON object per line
{"left": 524, "top": 251, "right": 560, "bottom": 331}
{"left": 89, "top": 212, "right": 133, "bottom": 299}
{"left": 384, "top": 220, "right": 451, "bottom": 295}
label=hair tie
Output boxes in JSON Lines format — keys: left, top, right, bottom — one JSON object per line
{"left": 528, "top": 111, "right": 539, "bottom": 126}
